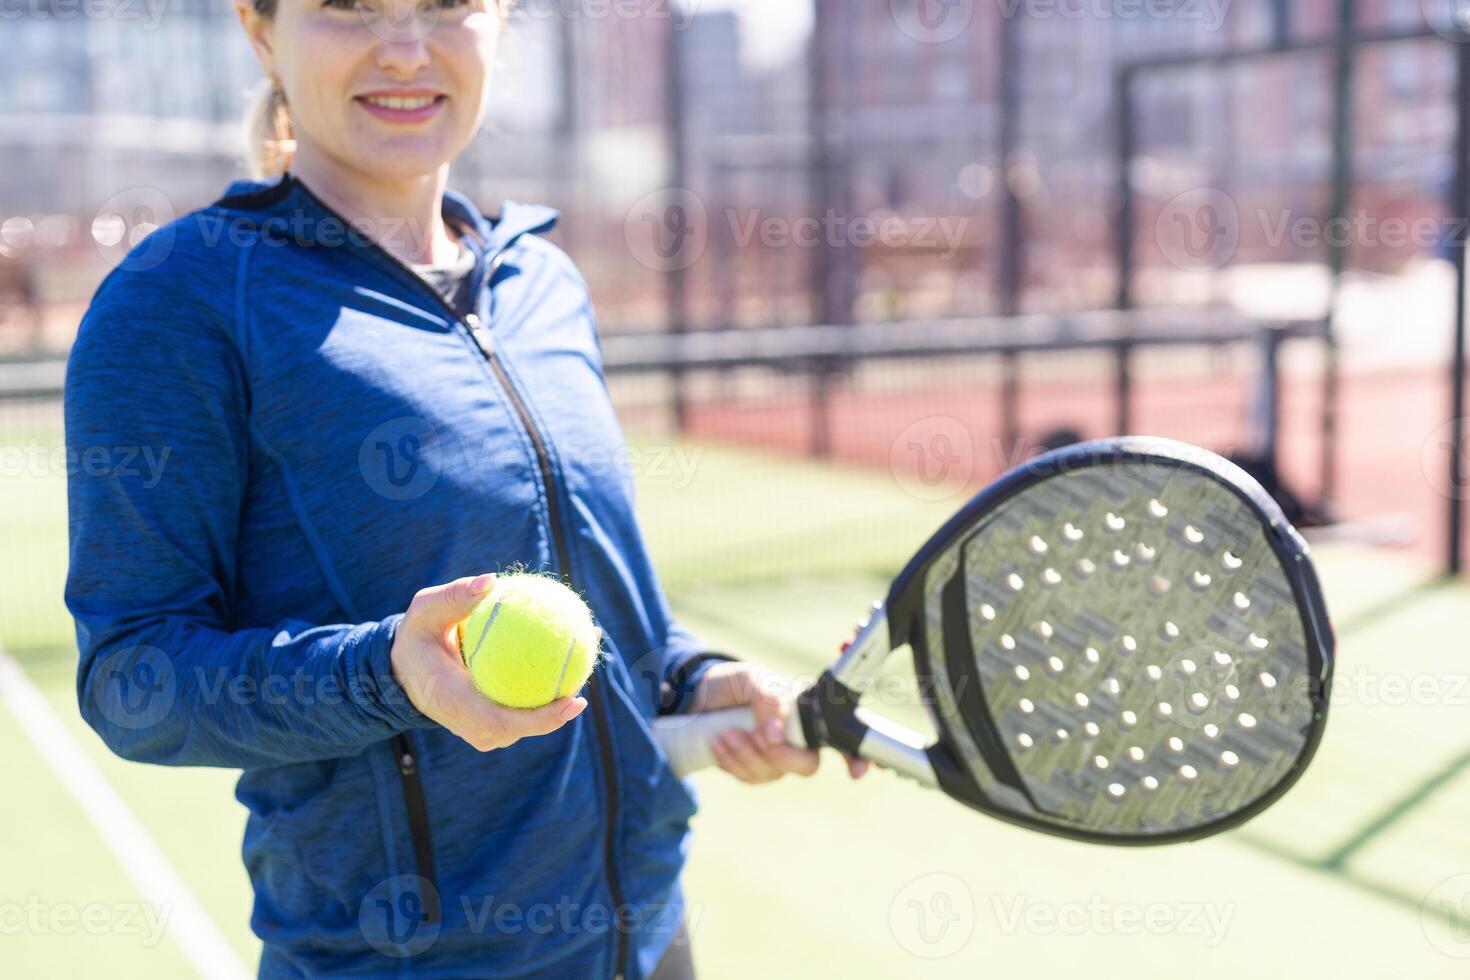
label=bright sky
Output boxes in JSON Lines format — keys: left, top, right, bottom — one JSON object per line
{"left": 697, "top": 0, "right": 811, "bottom": 70}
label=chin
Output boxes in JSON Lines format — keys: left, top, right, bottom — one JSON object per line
{"left": 353, "top": 145, "right": 454, "bottom": 182}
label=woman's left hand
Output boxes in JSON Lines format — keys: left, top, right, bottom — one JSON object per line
{"left": 690, "top": 661, "right": 870, "bottom": 784}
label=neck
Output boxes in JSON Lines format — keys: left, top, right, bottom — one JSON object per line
{"left": 287, "top": 143, "right": 459, "bottom": 266}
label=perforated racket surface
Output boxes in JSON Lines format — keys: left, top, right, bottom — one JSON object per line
{"left": 653, "top": 438, "right": 1333, "bottom": 844}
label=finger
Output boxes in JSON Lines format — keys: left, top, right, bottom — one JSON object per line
{"left": 489, "top": 696, "right": 587, "bottom": 741}
{"left": 742, "top": 674, "right": 792, "bottom": 729}
{"left": 845, "top": 755, "right": 870, "bottom": 779}
{"left": 411, "top": 573, "right": 497, "bottom": 634}
{"left": 709, "top": 732, "right": 758, "bottom": 783}
{"left": 757, "top": 715, "right": 790, "bottom": 750}
{"left": 763, "top": 742, "right": 820, "bottom": 778}
{"left": 717, "top": 730, "right": 776, "bottom": 783}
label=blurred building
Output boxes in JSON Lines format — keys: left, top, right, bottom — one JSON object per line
{"left": 0, "top": 0, "right": 1461, "bottom": 347}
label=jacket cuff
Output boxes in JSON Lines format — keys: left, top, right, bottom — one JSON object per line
{"left": 348, "top": 614, "right": 433, "bottom": 730}
{"left": 659, "top": 651, "right": 741, "bottom": 716}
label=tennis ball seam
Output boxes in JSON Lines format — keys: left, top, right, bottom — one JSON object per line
{"left": 464, "top": 600, "right": 503, "bottom": 667}
{"left": 552, "top": 636, "right": 579, "bottom": 703}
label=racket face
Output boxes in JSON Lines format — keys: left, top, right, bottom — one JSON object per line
{"left": 888, "top": 438, "right": 1333, "bottom": 844}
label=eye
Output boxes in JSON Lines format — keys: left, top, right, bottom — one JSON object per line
{"left": 322, "top": 0, "right": 359, "bottom": 9}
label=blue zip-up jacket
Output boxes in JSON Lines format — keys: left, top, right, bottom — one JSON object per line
{"left": 64, "top": 173, "right": 727, "bottom": 978}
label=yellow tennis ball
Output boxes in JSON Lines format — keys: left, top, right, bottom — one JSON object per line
{"left": 456, "top": 573, "right": 601, "bottom": 709}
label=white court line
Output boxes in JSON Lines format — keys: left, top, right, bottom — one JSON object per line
{"left": 0, "top": 648, "right": 250, "bottom": 980}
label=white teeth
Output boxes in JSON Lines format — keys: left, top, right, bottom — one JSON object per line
{"left": 364, "top": 96, "right": 437, "bottom": 110}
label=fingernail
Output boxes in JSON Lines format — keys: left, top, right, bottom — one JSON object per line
{"left": 763, "top": 718, "right": 782, "bottom": 746}
{"left": 470, "top": 573, "right": 495, "bottom": 594}
{"left": 561, "top": 697, "right": 587, "bottom": 721}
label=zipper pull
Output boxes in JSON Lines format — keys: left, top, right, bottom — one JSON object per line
{"left": 463, "top": 313, "right": 493, "bottom": 358}
{"left": 398, "top": 748, "right": 417, "bottom": 776}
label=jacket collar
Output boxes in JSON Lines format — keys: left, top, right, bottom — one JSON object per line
{"left": 213, "top": 171, "right": 560, "bottom": 263}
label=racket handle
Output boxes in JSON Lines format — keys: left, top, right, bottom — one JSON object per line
{"left": 653, "top": 707, "right": 806, "bottom": 778}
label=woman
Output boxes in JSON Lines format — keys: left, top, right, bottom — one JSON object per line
{"left": 63, "top": 1, "right": 864, "bottom": 976}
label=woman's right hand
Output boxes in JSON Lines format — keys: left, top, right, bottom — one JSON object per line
{"left": 389, "top": 573, "right": 587, "bottom": 752}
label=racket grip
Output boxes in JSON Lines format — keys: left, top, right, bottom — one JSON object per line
{"left": 651, "top": 707, "right": 768, "bottom": 778}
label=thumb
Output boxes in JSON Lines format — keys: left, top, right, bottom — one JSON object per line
{"left": 414, "top": 573, "right": 497, "bottom": 632}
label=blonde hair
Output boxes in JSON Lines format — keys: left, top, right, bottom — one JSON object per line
{"left": 244, "top": 76, "right": 296, "bottom": 180}
{"left": 241, "top": 0, "right": 513, "bottom": 180}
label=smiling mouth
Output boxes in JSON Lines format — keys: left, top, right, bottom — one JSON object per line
{"left": 356, "top": 94, "right": 446, "bottom": 111}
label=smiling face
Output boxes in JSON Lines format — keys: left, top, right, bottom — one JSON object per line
{"left": 237, "top": 0, "right": 502, "bottom": 183}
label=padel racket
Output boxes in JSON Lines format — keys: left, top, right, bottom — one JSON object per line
{"left": 652, "top": 437, "right": 1333, "bottom": 844}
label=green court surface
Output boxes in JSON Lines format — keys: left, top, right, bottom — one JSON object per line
{"left": 4, "top": 431, "right": 1470, "bottom": 976}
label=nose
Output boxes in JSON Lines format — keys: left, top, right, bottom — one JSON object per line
{"left": 375, "top": 34, "right": 432, "bottom": 78}
{"left": 372, "top": 2, "right": 434, "bottom": 75}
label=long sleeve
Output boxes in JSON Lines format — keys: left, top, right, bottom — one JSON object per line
{"left": 64, "top": 248, "right": 429, "bottom": 769}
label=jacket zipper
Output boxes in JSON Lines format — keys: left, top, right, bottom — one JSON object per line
{"left": 299, "top": 200, "right": 631, "bottom": 977}
{"left": 392, "top": 732, "right": 441, "bottom": 926}
{"left": 462, "top": 311, "right": 632, "bottom": 980}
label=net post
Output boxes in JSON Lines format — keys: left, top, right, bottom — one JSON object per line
{"left": 1115, "top": 339, "right": 1133, "bottom": 436}
{"left": 1113, "top": 66, "right": 1135, "bottom": 313}
{"left": 1113, "top": 65, "right": 1136, "bottom": 438}
{"left": 1001, "top": 349, "right": 1021, "bottom": 456}
{"left": 1448, "top": 36, "right": 1470, "bottom": 576}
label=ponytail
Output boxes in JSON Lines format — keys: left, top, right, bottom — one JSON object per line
{"left": 243, "top": 76, "right": 295, "bottom": 180}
